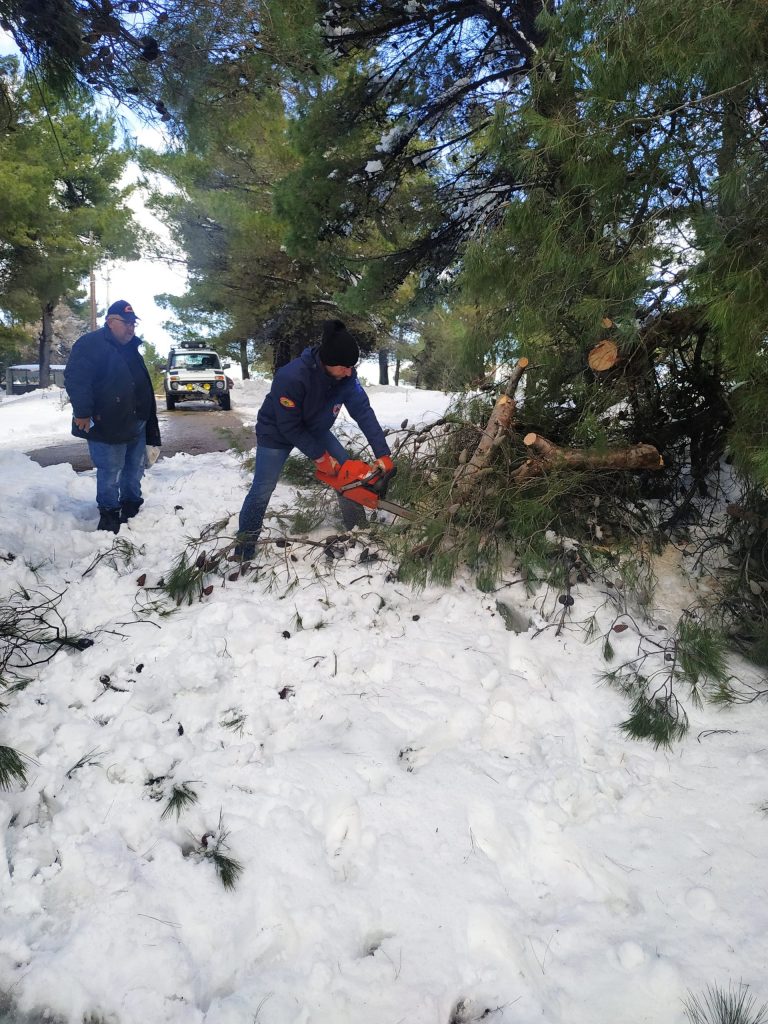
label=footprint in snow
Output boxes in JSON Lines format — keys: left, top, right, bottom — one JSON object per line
{"left": 324, "top": 798, "right": 363, "bottom": 881}
{"left": 398, "top": 709, "right": 482, "bottom": 773}
{"left": 685, "top": 886, "right": 717, "bottom": 921}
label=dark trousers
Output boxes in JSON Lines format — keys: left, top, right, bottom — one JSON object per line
{"left": 238, "top": 432, "right": 365, "bottom": 552}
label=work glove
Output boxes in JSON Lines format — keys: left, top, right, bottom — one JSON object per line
{"left": 373, "top": 455, "right": 394, "bottom": 474}
{"left": 315, "top": 452, "right": 341, "bottom": 476}
{"left": 145, "top": 445, "right": 161, "bottom": 468}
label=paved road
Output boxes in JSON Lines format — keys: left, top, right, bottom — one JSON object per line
{"left": 26, "top": 400, "right": 253, "bottom": 472}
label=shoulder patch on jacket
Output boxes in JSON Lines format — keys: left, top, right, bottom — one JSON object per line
{"left": 279, "top": 396, "right": 296, "bottom": 409}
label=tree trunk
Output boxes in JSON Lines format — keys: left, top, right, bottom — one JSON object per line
{"left": 273, "top": 336, "right": 292, "bottom": 371}
{"left": 449, "top": 357, "right": 529, "bottom": 506}
{"left": 394, "top": 355, "right": 401, "bottom": 387}
{"left": 379, "top": 348, "right": 389, "bottom": 385}
{"left": 38, "top": 302, "right": 54, "bottom": 388}
{"left": 513, "top": 432, "right": 663, "bottom": 483}
{"left": 238, "top": 339, "right": 250, "bottom": 380}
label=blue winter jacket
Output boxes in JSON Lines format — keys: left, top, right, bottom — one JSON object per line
{"left": 64, "top": 325, "right": 161, "bottom": 445}
{"left": 256, "top": 346, "right": 390, "bottom": 460}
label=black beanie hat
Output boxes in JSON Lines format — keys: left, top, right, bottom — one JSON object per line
{"left": 319, "top": 319, "right": 359, "bottom": 367}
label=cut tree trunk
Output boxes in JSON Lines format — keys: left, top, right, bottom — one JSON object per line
{"left": 513, "top": 433, "right": 664, "bottom": 483}
{"left": 449, "top": 357, "right": 528, "bottom": 509}
{"left": 587, "top": 338, "right": 620, "bottom": 373}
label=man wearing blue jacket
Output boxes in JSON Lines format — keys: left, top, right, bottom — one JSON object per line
{"left": 64, "top": 299, "right": 161, "bottom": 534}
{"left": 236, "top": 320, "right": 393, "bottom": 560}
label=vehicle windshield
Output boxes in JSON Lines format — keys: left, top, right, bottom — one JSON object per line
{"left": 170, "top": 352, "right": 221, "bottom": 371}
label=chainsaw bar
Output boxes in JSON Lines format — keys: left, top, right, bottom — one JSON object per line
{"left": 374, "top": 497, "right": 416, "bottom": 521}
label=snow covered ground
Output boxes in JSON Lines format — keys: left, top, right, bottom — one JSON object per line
{"left": 0, "top": 383, "right": 766, "bottom": 1024}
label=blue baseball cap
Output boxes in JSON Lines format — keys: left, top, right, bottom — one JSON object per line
{"left": 107, "top": 299, "right": 139, "bottom": 322}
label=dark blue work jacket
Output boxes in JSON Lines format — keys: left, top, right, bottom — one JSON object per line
{"left": 64, "top": 326, "right": 161, "bottom": 445}
{"left": 256, "top": 346, "right": 390, "bottom": 460}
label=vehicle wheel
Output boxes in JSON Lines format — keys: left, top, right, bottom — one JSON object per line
{"left": 165, "top": 393, "right": 176, "bottom": 410}
{"left": 218, "top": 393, "right": 231, "bottom": 410}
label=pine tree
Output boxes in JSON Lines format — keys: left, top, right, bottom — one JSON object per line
{"left": 144, "top": 84, "right": 384, "bottom": 369}
{"left": 0, "top": 59, "right": 141, "bottom": 382}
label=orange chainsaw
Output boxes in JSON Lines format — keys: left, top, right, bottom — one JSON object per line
{"left": 315, "top": 460, "right": 415, "bottom": 520}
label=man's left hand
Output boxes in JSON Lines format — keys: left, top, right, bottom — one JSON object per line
{"left": 373, "top": 455, "right": 394, "bottom": 474}
{"left": 315, "top": 452, "right": 341, "bottom": 476}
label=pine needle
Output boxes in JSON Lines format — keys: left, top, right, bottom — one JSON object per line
{"left": 220, "top": 709, "right": 247, "bottom": 735}
{"left": 161, "top": 783, "right": 199, "bottom": 820}
{"left": 620, "top": 694, "right": 688, "bottom": 749}
{"left": 196, "top": 817, "right": 244, "bottom": 891}
{"left": 162, "top": 552, "right": 207, "bottom": 606}
{"left": 65, "top": 748, "right": 104, "bottom": 778}
{"left": 0, "top": 745, "right": 28, "bottom": 790}
{"left": 684, "top": 983, "right": 768, "bottom": 1024}
{"left": 210, "top": 849, "right": 243, "bottom": 891}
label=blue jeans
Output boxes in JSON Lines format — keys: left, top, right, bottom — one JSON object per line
{"left": 238, "top": 432, "right": 364, "bottom": 553}
{"left": 87, "top": 422, "right": 146, "bottom": 511}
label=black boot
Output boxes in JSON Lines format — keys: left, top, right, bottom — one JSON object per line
{"left": 233, "top": 532, "right": 259, "bottom": 562}
{"left": 120, "top": 500, "right": 143, "bottom": 523}
{"left": 337, "top": 494, "right": 367, "bottom": 531}
{"left": 97, "top": 508, "right": 121, "bottom": 534}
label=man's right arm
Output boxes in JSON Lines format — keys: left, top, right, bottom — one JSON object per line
{"left": 64, "top": 339, "right": 97, "bottom": 427}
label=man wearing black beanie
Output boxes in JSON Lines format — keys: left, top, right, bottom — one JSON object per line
{"left": 236, "top": 320, "right": 394, "bottom": 560}
{"left": 318, "top": 319, "right": 359, "bottom": 368}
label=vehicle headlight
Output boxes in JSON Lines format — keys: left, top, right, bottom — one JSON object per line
{"left": 170, "top": 381, "right": 179, "bottom": 390}
{"left": 216, "top": 380, "right": 224, "bottom": 389}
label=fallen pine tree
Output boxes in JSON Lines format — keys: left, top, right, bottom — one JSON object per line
{"left": 447, "top": 356, "right": 663, "bottom": 508}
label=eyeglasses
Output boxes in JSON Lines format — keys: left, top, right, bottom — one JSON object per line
{"left": 108, "top": 316, "right": 136, "bottom": 326}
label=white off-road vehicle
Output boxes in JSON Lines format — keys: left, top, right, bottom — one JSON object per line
{"left": 164, "top": 341, "right": 232, "bottom": 410}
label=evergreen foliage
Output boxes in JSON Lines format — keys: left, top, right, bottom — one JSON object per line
{"left": 254, "top": 0, "right": 768, "bottom": 657}
{"left": 602, "top": 612, "right": 731, "bottom": 748}
{"left": 139, "top": 339, "right": 167, "bottom": 393}
{"left": 0, "top": 0, "right": 298, "bottom": 127}
{"left": 706, "top": 490, "right": 768, "bottom": 668}
{"left": 0, "top": 60, "right": 140, "bottom": 375}
{"left": 193, "top": 816, "right": 243, "bottom": 892}
{"left": 142, "top": 84, "right": 381, "bottom": 368}
{"left": 0, "top": 744, "right": 28, "bottom": 790}
{"left": 280, "top": 455, "right": 317, "bottom": 488}
{"left": 619, "top": 691, "right": 689, "bottom": 751}
{"left": 220, "top": 708, "right": 247, "bottom": 736}
{"left": 161, "top": 548, "right": 220, "bottom": 606}
{"left": 684, "top": 983, "right": 768, "bottom": 1024}
{"left": 6, "top": 0, "right": 766, "bottom": 741}
{"left": 374, "top": 387, "right": 661, "bottom": 594}
{"left": 161, "top": 782, "right": 199, "bottom": 821}
{"left": 65, "top": 748, "right": 103, "bottom": 779}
